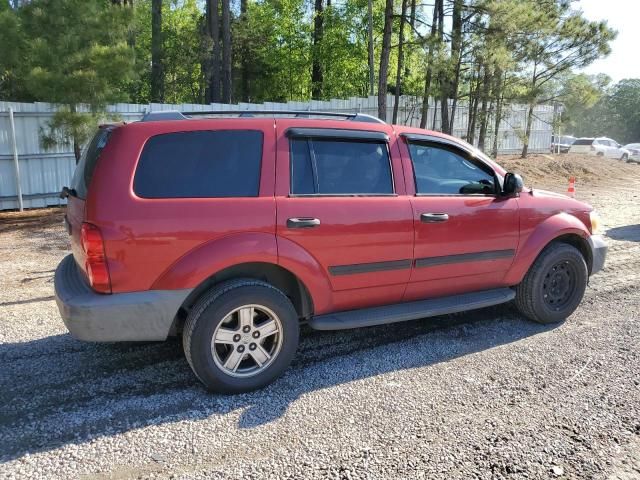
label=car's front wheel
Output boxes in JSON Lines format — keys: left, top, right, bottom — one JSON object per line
{"left": 183, "top": 279, "right": 299, "bottom": 393}
{"left": 515, "top": 243, "right": 588, "bottom": 324}
{"left": 622, "top": 153, "right": 629, "bottom": 162}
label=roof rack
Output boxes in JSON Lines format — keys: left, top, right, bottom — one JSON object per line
{"left": 140, "top": 110, "right": 386, "bottom": 124}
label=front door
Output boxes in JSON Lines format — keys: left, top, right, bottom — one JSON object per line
{"left": 398, "top": 135, "right": 520, "bottom": 302}
{"left": 275, "top": 122, "right": 414, "bottom": 313}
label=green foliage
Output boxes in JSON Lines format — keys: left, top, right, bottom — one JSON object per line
{"left": 0, "top": 1, "right": 27, "bottom": 100}
{"left": 20, "top": 0, "right": 136, "bottom": 106}
{"left": 564, "top": 77, "right": 640, "bottom": 143}
{"left": 0, "top": 0, "right": 628, "bottom": 152}
{"left": 5, "top": 0, "right": 137, "bottom": 157}
{"left": 130, "top": 0, "right": 206, "bottom": 104}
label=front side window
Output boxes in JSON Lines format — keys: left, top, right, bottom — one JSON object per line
{"left": 290, "top": 138, "right": 393, "bottom": 195}
{"left": 134, "top": 130, "right": 263, "bottom": 198}
{"left": 408, "top": 142, "right": 496, "bottom": 195}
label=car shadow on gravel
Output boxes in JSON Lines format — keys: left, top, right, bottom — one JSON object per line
{"left": 607, "top": 224, "right": 640, "bottom": 242}
{"left": 0, "top": 303, "right": 558, "bottom": 463}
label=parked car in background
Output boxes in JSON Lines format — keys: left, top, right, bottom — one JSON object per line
{"left": 623, "top": 143, "right": 640, "bottom": 164}
{"left": 569, "top": 137, "right": 630, "bottom": 160}
{"left": 550, "top": 135, "right": 576, "bottom": 153}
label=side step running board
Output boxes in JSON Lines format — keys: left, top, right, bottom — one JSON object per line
{"left": 309, "top": 288, "right": 515, "bottom": 331}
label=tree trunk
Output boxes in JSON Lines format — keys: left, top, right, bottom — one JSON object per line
{"left": 448, "top": 0, "right": 463, "bottom": 133}
{"left": 467, "top": 63, "right": 481, "bottom": 143}
{"left": 491, "top": 70, "right": 504, "bottom": 158}
{"left": 312, "top": 0, "right": 324, "bottom": 100}
{"left": 150, "top": 0, "right": 164, "bottom": 102}
{"left": 377, "top": 0, "right": 394, "bottom": 121}
{"left": 432, "top": 97, "right": 439, "bottom": 130}
{"left": 477, "top": 66, "right": 491, "bottom": 151}
{"left": 208, "top": 0, "right": 221, "bottom": 103}
{"left": 392, "top": 0, "right": 407, "bottom": 124}
{"left": 221, "top": 0, "right": 231, "bottom": 103}
{"left": 240, "top": 0, "right": 249, "bottom": 101}
{"left": 435, "top": 0, "right": 450, "bottom": 133}
{"left": 521, "top": 102, "right": 535, "bottom": 158}
{"left": 419, "top": 2, "right": 439, "bottom": 128}
{"left": 404, "top": 0, "right": 416, "bottom": 79}
{"left": 367, "top": 0, "right": 375, "bottom": 96}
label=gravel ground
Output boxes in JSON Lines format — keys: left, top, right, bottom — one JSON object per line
{"left": 0, "top": 156, "right": 639, "bottom": 479}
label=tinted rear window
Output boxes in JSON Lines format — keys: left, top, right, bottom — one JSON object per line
{"left": 134, "top": 130, "right": 263, "bottom": 198}
{"left": 573, "top": 139, "right": 594, "bottom": 146}
{"left": 70, "top": 128, "right": 111, "bottom": 199}
{"left": 290, "top": 138, "right": 393, "bottom": 195}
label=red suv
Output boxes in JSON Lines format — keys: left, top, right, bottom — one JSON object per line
{"left": 54, "top": 111, "right": 607, "bottom": 393}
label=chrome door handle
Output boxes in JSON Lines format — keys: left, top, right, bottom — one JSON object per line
{"left": 420, "top": 213, "right": 449, "bottom": 223}
{"left": 287, "top": 217, "right": 321, "bottom": 229}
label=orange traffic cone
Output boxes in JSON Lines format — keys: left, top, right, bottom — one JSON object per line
{"left": 567, "top": 176, "right": 576, "bottom": 197}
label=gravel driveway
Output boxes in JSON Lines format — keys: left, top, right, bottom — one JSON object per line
{"left": 1, "top": 158, "right": 639, "bottom": 479}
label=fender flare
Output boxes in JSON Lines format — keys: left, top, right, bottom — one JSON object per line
{"left": 504, "top": 212, "right": 591, "bottom": 285}
{"left": 276, "top": 236, "right": 334, "bottom": 314}
{"left": 151, "top": 232, "right": 333, "bottom": 315}
{"left": 151, "top": 232, "right": 279, "bottom": 290}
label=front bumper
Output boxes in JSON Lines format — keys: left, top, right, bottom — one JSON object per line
{"left": 588, "top": 235, "right": 607, "bottom": 275}
{"left": 54, "top": 254, "right": 191, "bottom": 342}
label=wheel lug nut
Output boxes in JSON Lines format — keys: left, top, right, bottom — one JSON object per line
{"left": 237, "top": 345, "right": 245, "bottom": 353}
{"left": 242, "top": 326, "right": 251, "bottom": 333}
{"left": 233, "top": 334, "right": 241, "bottom": 342}
{"left": 249, "top": 343, "right": 257, "bottom": 351}
{"left": 252, "top": 331, "right": 260, "bottom": 338}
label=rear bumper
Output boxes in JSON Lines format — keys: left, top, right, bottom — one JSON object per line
{"left": 588, "top": 235, "right": 607, "bottom": 275}
{"left": 54, "top": 254, "right": 191, "bottom": 342}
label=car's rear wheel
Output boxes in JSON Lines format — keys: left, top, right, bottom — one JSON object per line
{"left": 183, "top": 279, "right": 299, "bottom": 393}
{"left": 596, "top": 152, "right": 604, "bottom": 157}
{"left": 515, "top": 243, "right": 588, "bottom": 324}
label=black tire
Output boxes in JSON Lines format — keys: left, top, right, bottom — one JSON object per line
{"left": 515, "top": 243, "right": 588, "bottom": 324}
{"left": 597, "top": 152, "right": 604, "bottom": 157}
{"left": 622, "top": 154, "right": 628, "bottom": 162}
{"left": 182, "top": 279, "right": 299, "bottom": 393}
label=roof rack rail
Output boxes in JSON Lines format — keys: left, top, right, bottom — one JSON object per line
{"left": 139, "top": 109, "right": 386, "bottom": 124}
{"left": 140, "top": 110, "right": 188, "bottom": 122}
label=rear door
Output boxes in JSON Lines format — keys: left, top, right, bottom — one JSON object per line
{"left": 64, "top": 126, "right": 114, "bottom": 267}
{"left": 275, "top": 121, "right": 414, "bottom": 313}
{"left": 398, "top": 133, "right": 520, "bottom": 302}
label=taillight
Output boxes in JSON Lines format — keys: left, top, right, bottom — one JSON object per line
{"left": 80, "top": 222, "right": 111, "bottom": 293}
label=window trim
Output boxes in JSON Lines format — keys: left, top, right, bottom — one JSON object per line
{"left": 402, "top": 134, "right": 501, "bottom": 197}
{"left": 288, "top": 136, "right": 396, "bottom": 197}
{"left": 286, "top": 127, "right": 389, "bottom": 142}
{"left": 132, "top": 129, "right": 264, "bottom": 199}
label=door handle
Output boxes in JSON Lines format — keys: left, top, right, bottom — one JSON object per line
{"left": 287, "top": 217, "right": 321, "bottom": 229}
{"left": 421, "top": 213, "right": 449, "bottom": 223}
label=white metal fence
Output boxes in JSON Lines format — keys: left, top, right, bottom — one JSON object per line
{"left": 0, "top": 96, "right": 553, "bottom": 211}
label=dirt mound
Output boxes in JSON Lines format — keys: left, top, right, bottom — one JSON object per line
{"left": 497, "top": 153, "right": 639, "bottom": 188}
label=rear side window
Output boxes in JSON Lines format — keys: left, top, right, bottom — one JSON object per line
{"left": 134, "top": 130, "right": 262, "bottom": 198}
{"left": 70, "top": 128, "right": 111, "bottom": 199}
{"left": 573, "top": 139, "right": 594, "bottom": 146}
{"left": 290, "top": 138, "right": 393, "bottom": 195}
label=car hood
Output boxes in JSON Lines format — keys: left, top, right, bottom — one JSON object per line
{"left": 529, "top": 188, "right": 593, "bottom": 210}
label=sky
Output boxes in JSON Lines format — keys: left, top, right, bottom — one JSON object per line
{"left": 577, "top": 0, "right": 640, "bottom": 82}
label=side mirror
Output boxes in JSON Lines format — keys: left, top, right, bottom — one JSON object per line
{"left": 503, "top": 172, "right": 524, "bottom": 196}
